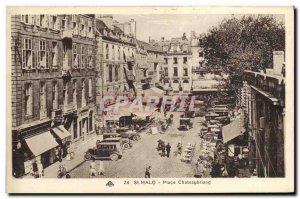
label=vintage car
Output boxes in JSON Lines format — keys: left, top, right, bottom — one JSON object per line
{"left": 116, "top": 128, "right": 141, "bottom": 141}
{"left": 215, "top": 116, "right": 231, "bottom": 125}
{"left": 178, "top": 118, "right": 193, "bottom": 131}
{"left": 205, "top": 112, "right": 219, "bottom": 121}
{"left": 102, "top": 137, "right": 132, "bottom": 150}
{"left": 84, "top": 142, "right": 122, "bottom": 161}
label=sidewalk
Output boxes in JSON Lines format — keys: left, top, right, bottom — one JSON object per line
{"left": 43, "top": 133, "right": 97, "bottom": 178}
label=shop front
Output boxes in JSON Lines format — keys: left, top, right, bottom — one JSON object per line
{"left": 24, "top": 131, "right": 59, "bottom": 171}
{"left": 51, "top": 125, "right": 72, "bottom": 158}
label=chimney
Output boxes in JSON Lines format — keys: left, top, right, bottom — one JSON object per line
{"left": 149, "top": 36, "right": 151, "bottom": 43}
{"left": 161, "top": 37, "right": 164, "bottom": 42}
{"left": 273, "top": 51, "right": 285, "bottom": 76}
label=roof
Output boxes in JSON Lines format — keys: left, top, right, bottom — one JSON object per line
{"left": 113, "top": 25, "right": 124, "bottom": 34}
{"left": 96, "top": 19, "right": 136, "bottom": 46}
{"left": 96, "top": 19, "right": 108, "bottom": 31}
{"left": 137, "top": 40, "right": 163, "bottom": 53}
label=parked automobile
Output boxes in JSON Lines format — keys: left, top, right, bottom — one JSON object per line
{"left": 102, "top": 137, "right": 132, "bottom": 150}
{"left": 84, "top": 142, "right": 122, "bottom": 161}
{"left": 215, "top": 116, "right": 231, "bottom": 125}
{"left": 116, "top": 128, "right": 141, "bottom": 141}
{"left": 178, "top": 118, "right": 193, "bottom": 131}
{"left": 205, "top": 112, "right": 219, "bottom": 121}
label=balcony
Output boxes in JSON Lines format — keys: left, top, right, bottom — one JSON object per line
{"left": 244, "top": 70, "right": 285, "bottom": 105}
{"left": 59, "top": 102, "right": 77, "bottom": 115}
{"left": 61, "top": 29, "right": 73, "bottom": 40}
{"left": 62, "top": 69, "right": 72, "bottom": 80}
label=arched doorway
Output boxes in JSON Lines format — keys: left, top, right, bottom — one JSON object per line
{"left": 183, "top": 80, "right": 190, "bottom": 92}
{"left": 173, "top": 80, "right": 179, "bottom": 92}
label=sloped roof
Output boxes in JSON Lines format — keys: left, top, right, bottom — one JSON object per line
{"left": 137, "top": 40, "right": 163, "bottom": 53}
{"left": 96, "top": 19, "right": 108, "bottom": 31}
{"left": 113, "top": 25, "right": 124, "bottom": 34}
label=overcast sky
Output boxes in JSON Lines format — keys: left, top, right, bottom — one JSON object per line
{"left": 113, "top": 14, "right": 284, "bottom": 42}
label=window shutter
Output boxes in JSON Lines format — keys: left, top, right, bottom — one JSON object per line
{"left": 49, "top": 15, "right": 53, "bottom": 29}
{"left": 56, "top": 16, "right": 60, "bottom": 30}
{"left": 32, "top": 50, "right": 36, "bottom": 69}
{"left": 57, "top": 81, "right": 63, "bottom": 107}
{"left": 85, "top": 79, "right": 89, "bottom": 103}
{"left": 46, "top": 52, "right": 50, "bottom": 69}
{"left": 37, "top": 51, "right": 40, "bottom": 69}
{"left": 37, "top": 15, "right": 41, "bottom": 26}
{"left": 22, "top": 49, "right": 26, "bottom": 69}
{"left": 31, "top": 15, "right": 36, "bottom": 26}
{"left": 46, "top": 83, "right": 52, "bottom": 117}
{"left": 45, "top": 15, "right": 49, "bottom": 28}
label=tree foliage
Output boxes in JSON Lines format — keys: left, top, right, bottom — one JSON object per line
{"left": 201, "top": 15, "right": 285, "bottom": 77}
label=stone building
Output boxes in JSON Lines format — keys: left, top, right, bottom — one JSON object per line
{"left": 11, "top": 14, "right": 97, "bottom": 177}
{"left": 95, "top": 15, "right": 137, "bottom": 109}
{"left": 136, "top": 39, "right": 164, "bottom": 90}
{"left": 243, "top": 51, "right": 285, "bottom": 177}
{"left": 155, "top": 33, "right": 193, "bottom": 93}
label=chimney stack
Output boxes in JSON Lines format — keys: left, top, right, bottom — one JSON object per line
{"left": 161, "top": 37, "right": 164, "bottom": 42}
{"left": 273, "top": 51, "right": 285, "bottom": 76}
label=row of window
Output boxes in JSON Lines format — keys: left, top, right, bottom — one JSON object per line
{"left": 21, "top": 15, "right": 94, "bottom": 38}
{"left": 163, "top": 67, "right": 189, "bottom": 77}
{"left": 22, "top": 38, "right": 58, "bottom": 70}
{"left": 72, "top": 43, "right": 94, "bottom": 69}
{"left": 162, "top": 44, "right": 189, "bottom": 53}
{"left": 104, "top": 43, "right": 135, "bottom": 61}
{"left": 24, "top": 79, "right": 93, "bottom": 117}
{"left": 164, "top": 57, "right": 188, "bottom": 65}
{"left": 107, "top": 64, "right": 122, "bottom": 83}
{"left": 22, "top": 38, "right": 95, "bottom": 70}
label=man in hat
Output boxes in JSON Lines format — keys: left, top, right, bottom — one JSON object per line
{"left": 166, "top": 143, "right": 171, "bottom": 158}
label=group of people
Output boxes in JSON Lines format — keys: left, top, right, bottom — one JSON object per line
{"left": 89, "top": 159, "right": 105, "bottom": 177}
{"left": 157, "top": 140, "right": 172, "bottom": 158}
{"left": 30, "top": 160, "right": 44, "bottom": 178}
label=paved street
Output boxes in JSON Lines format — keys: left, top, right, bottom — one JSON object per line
{"left": 70, "top": 112, "right": 206, "bottom": 178}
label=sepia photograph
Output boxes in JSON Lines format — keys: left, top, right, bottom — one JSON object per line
{"left": 6, "top": 6, "right": 294, "bottom": 193}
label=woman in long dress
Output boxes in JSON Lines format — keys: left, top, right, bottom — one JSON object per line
{"left": 98, "top": 160, "right": 105, "bottom": 176}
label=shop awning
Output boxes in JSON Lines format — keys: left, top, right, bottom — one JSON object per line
{"left": 143, "top": 88, "right": 164, "bottom": 98}
{"left": 250, "top": 85, "right": 280, "bottom": 105}
{"left": 51, "top": 125, "right": 72, "bottom": 141}
{"left": 222, "top": 117, "right": 245, "bottom": 143}
{"left": 151, "top": 87, "right": 165, "bottom": 95}
{"left": 25, "top": 131, "right": 59, "bottom": 156}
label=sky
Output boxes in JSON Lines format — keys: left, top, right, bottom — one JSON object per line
{"left": 113, "top": 14, "right": 284, "bottom": 42}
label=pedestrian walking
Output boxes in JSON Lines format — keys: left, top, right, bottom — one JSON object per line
{"left": 32, "top": 161, "right": 38, "bottom": 178}
{"left": 161, "top": 144, "right": 166, "bottom": 157}
{"left": 90, "top": 159, "right": 96, "bottom": 177}
{"left": 65, "top": 172, "right": 71, "bottom": 178}
{"left": 37, "top": 161, "right": 44, "bottom": 177}
{"left": 177, "top": 142, "right": 182, "bottom": 155}
{"left": 98, "top": 160, "right": 105, "bottom": 176}
{"left": 145, "top": 165, "right": 151, "bottom": 178}
{"left": 58, "top": 146, "right": 63, "bottom": 162}
{"left": 166, "top": 143, "right": 171, "bottom": 158}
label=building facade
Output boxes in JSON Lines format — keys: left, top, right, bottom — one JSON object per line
{"left": 11, "top": 14, "right": 97, "bottom": 177}
{"left": 136, "top": 40, "right": 164, "bottom": 90}
{"left": 155, "top": 33, "right": 193, "bottom": 93}
{"left": 243, "top": 51, "right": 285, "bottom": 177}
{"left": 95, "top": 15, "right": 137, "bottom": 109}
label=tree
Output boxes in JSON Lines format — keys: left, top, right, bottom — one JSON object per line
{"left": 201, "top": 15, "right": 285, "bottom": 98}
